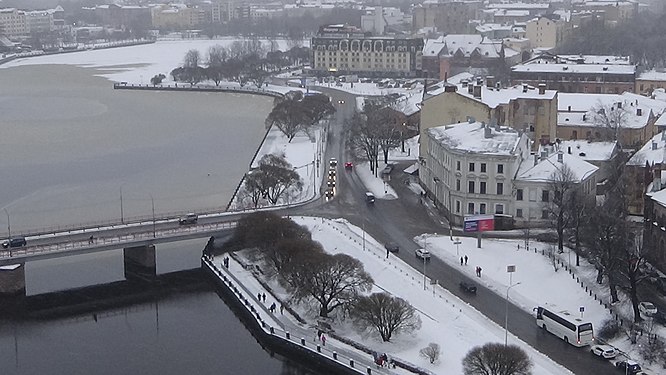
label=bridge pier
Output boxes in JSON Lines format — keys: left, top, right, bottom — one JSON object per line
{"left": 0, "top": 263, "right": 26, "bottom": 297}
{"left": 123, "top": 245, "right": 156, "bottom": 282}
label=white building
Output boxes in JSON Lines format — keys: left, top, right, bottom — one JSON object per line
{"left": 422, "top": 120, "right": 531, "bottom": 225}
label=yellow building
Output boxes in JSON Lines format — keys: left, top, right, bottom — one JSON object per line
{"left": 151, "top": 4, "right": 204, "bottom": 29}
{"left": 525, "top": 15, "right": 569, "bottom": 50}
{"left": 420, "top": 78, "right": 558, "bottom": 158}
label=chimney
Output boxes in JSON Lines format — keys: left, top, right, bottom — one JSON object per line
{"left": 567, "top": 146, "right": 572, "bottom": 154}
{"left": 538, "top": 83, "right": 547, "bottom": 95}
{"left": 444, "top": 85, "right": 457, "bottom": 92}
{"left": 617, "top": 101, "right": 622, "bottom": 109}
{"left": 473, "top": 84, "right": 482, "bottom": 99}
{"left": 652, "top": 141, "right": 658, "bottom": 150}
{"left": 637, "top": 108, "right": 643, "bottom": 116}
{"left": 476, "top": 77, "right": 483, "bottom": 86}
{"left": 522, "top": 83, "right": 528, "bottom": 93}
{"left": 484, "top": 124, "right": 492, "bottom": 138}
{"left": 486, "top": 76, "right": 495, "bottom": 88}
{"left": 557, "top": 150, "right": 563, "bottom": 163}
{"left": 654, "top": 170, "right": 662, "bottom": 192}
{"left": 540, "top": 151, "right": 548, "bottom": 160}
{"left": 567, "top": 105, "right": 571, "bottom": 112}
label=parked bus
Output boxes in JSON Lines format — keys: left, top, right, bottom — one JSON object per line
{"left": 535, "top": 306, "right": 594, "bottom": 347}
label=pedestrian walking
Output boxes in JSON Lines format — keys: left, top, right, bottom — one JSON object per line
{"left": 257, "top": 292, "right": 261, "bottom": 301}
{"left": 270, "top": 302, "right": 276, "bottom": 313}
{"left": 280, "top": 304, "right": 284, "bottom": 315}
{"left": 386, "top": 248, "right": 390, "bottom": 259}
{"left": 478, "top": 267, "right": 482, "bottom": 277}
{"left": 460, "top": 257, "right": 464, "bottom": 266}
{"left": 321, "top": 334, "right": 327, "bottom": 346}
{"left": 262, "top": 293, "right": 266, "bottom": 303}
{"left": 475, "top": 266, "right": 480, "bottom": 277}
{"left": 316, "top": 329, "right": 323, "bottom": 341}
{"left": 517, "top": 244, "right": 520, "bottom": 250}
{"left": 464, "top": 255, "right": 468, "bottom": 265}
{"left": 88, "top": 235, "right": 94, "bottom": 244}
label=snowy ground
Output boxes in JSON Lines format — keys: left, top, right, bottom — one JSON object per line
{"left": 234, "top": 216, "right": 574, "bottom": 374}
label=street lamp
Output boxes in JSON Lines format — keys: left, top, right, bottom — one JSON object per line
{"left": 423, "top": 235, "right": 428, "bottom": 290}
{"left": 454, "top": 237, "right": 461, "bottom": 256}
{"left": 3, "top": 208, "right": 10, "bottom": 240}
{"left": 150, "top": 194, "right": 156, "bottom": 238}
{"left": 120, "top": 186, "right": 125, "bottom": 224}
{"left": 505, "top": 282, "right": 522, "bottom": 346}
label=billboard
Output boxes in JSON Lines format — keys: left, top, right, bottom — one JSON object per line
{"left": 463, "top": 215, "right": 495, "bottom": 233}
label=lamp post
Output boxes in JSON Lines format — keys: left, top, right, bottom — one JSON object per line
{"left": 3, "top": 208, "right": 10, "bottom": 240}
{"left": 150, "top": 194, "right": 156, "bottom": 238}
{"left": 120, "top": 186, "right": 125, "bottom": 224}
{"left": 454, "top": 237, "right": 461, "bottom": 256}
{"left": 423, "top": 235, "right": 428, "bottom": 291}
{"left": 505, "top": 282, "right": 522, "bottom": 346}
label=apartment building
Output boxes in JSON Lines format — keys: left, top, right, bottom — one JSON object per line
{"left": 525, "top": 14, "right": 570, "bottom": 49}
{"left": 412, "top": 1, "right": 482, "bottom": 34}
{"left": 151, "top": 4, "right": 205, "bottom": 29}
{"left": 626, "top": 131, "right": 666, "bottom": 216}
{"left": 311, "top": 25, "right": 423, "bottom": 77}
{"left": 0, "top": 8, "right": 27, "bottom": 38}
{"left": 420, "top": 78, "right": 558, "bottom": 156}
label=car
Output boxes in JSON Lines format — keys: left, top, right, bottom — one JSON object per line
{"left": 178, "top": 213, "right": 198, "bottom": 225}
{"left": 328, "top": 169, "right": 336, "bottom": 178}
{"left": 459, "top": 281, "right": 477, "bottom": 294}
{"left": 329, "top": 158, "right": 338, "bottom": 167}
{"left": 325, "top": 188, "right": 334, "bottom": 200}
{"left": 615, "top": 360, "right": 642, "bottom": 374}
{"left": 638, "top": 301, "right": 658, "bottom": 316}
{"left": 344, "top": 162, "right": 353, "bottom": 170}
{"left": 365, "top": 192, "right": 375, "bottom": 204}
{"left": 384, "top": 242, "right": 399, "bottom": 253}
{"left": 415, "top": 248, "right": 431, "bottom": 261}
{"left": 337, "top": 99, "right": 345, "bottom": 104}
{"left": 327, "top": 179, "right": 335, "bottom": 188}
{"left": 2, "top": 237, "right": 26, "bottom": 249}
{"left": 590, "top": 344, "right": 618, "bottom": 359}
{"left": 381, "top": 164, "right": 395, "bottom": 175}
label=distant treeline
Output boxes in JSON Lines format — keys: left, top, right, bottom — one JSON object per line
{"left": 558, "top": 11, "right": 666, "bottom": 69}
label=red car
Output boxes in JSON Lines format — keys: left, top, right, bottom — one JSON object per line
{"left": 344, "top": 162, "right": 353, "bottom": 169}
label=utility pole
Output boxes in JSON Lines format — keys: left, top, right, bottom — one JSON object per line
{"left": 3, "top": 208, "right": 10, "bottom": 240}
{"left": 120, "top": 186, "right": 124, "bottom": 224}
{"left": 150, "top": 194, "right": 156, "bottom": 238}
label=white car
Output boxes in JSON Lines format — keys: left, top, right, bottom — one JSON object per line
{"left": 415, "top": 248, "right": 431, "bottom": 261}
{"left": 639, "top": 301, "right": 658, "bottom": 316}
{"left": 590, "top": 344, "right": 618, "bottom": 359}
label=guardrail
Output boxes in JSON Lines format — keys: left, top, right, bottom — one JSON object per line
{"left": 113, "top": 82, "right": 285, "bottom": 98}
{"left": 203, "top": 255, "right": 394, "bottom": 375}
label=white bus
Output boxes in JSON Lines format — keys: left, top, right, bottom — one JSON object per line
{"left": 535, "top": 306, "right": 594, "bottom": 347}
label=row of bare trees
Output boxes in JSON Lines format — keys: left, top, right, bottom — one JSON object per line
{"left": 225, "top": 212, "right": 421, "bottom": 341}
{"left": 169, "top": 42, "right": 310, "bottom": 88}
{"left": 347, "top": 98, "right": 407, "bottom": 175}
{"left": 266, "top": 91, "right": 336, "bottom": 142}
{"left": 543, "top": 151, "right": 653, "bottom": 323}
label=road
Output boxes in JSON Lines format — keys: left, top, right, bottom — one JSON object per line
{"left": 293, "top": 87, "right": 616, "bottom": 374}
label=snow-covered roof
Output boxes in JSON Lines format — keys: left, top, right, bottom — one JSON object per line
{"left": 423, "top": 35, "right": 503, "bottom": 59}
{"left": 545, "top": 54, "right": 633, "bottom": 65}
{"left": 517, "top": 152, "right": 598, "bottom": 183}
{"left": 558, "top": 92, "right": 666, "bottom": 129}
{"left": 424, "top": 72, "right": 475, "bottom": 97}
{"left": 392, "top": 92, "right": 422, "bottom": 116}
{"left": 512, "top": 63, "right": 635, "bottom": 74}
{"left": 458, "top": 83, "right": 557, "bottom": 109}
{"left": 638, "top": 70, "right": 666, "bottom": 81}
{"left": 627, "top": 131, "right": 666, "bottom": 166}
{"left": 427, "top": 121, "right": 522, "bottom": 156}
{"left": 539, "top": 140, "right": 617, "bottom": 162}
{"left": 475, "top": 23, "right": 514, "bottom": 33}
{"left": 489, "top": 2, "right": 551, "bottom": 10}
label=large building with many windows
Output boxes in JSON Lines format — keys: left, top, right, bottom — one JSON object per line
{"left": 311, "top": 25, "right": 423, "bottom": 77}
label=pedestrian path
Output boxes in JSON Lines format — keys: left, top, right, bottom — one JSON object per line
{"left": 203, "top": 254, "right": 404, "bottom": 375}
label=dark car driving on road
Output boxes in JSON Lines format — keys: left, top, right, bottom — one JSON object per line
{"left": 384, "top": 242, "right": 399, "bottom": 253}
{"left": 2, "top": 237, "right": 26, "bottom": 249}
{"left": 459, "top": 281, "right": 477, "bottom": 294}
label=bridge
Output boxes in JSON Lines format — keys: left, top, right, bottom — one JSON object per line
{"left": 0, "top": 211, "right": 244, "bottom": 296}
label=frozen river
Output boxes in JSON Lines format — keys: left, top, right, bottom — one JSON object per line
{"left": 0, "top": 64, "right": 273, "bottom": 233}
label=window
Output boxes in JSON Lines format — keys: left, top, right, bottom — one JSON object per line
{"left": 480, "top": 182, "right": 486, "bottom": 194}
{"left": 496, "top": 183, "right": 503, "bottom": 195}
{"left": 468, "top": 202, "right": 475, "bottom": 214}
{"left": 469, "top": 162, "right": 475, "bottom": 172}
{"left": 456, "top": 200, "right": 461, "bottom": 213}
{"left": 542, "top": 190, "right": 549, "bottom": 202}
{"left": 495, "top": 204, "right": 504, "bottom": 214}
{"left": 517, "top": 189, "right": 523, "bottom": 201}
{"left": 572, "top": 130, "right": 577, "bottom": 140}
{"left": 456, "top": 161, "right": 461, "bottom": 171}
{"left": 456, "top": 179, "right": 461, "bottom": 191}
{"left": 497, "top": 164, "right": 504, "bottom": 174}
{"left": 516, "top": 208, "right": 523, "bottom": 218}
{"left": 480, "top": 203, "right": 486, "bottom": 214}
{"left": 542, "top": 210, "right": 549, "bottom": 219}
{"left": 480, "top": 163, "right": 486, "bottom": 173}
{"left": 468, "top": 181, "right": 475, "bottom": 193}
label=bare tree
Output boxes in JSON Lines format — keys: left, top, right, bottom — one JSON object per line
{"left": 207, "top": 45, "right": 228, "bottom": 67}
{"left": 591, "top": 101, "right": 629, "bottom": 144}
{"left": 226, "top": 212, "right": 311, "bottom": 252}
{"left": 545, "top": 163, "right": 577, "bottom": 252}
{"left": 282, "top": 253, "right": 373, "bottom": 318}
{"left": 183, "top": 49, "right": 201, "bottom": 68}
{"left": 266, "top": 91, "right": 311, "bottom": 141}
{"left": 351, "top": 292, "right": 421, "bottom": 342}
{"left": 266, "top": 238, "right": 324, "bottom": 274}
{"left": 419, "top": 343, "right": 441, "bottom": 364}
{"left": 302, "top": 93, "right": 336, "bottom": 126}
{"left": 619, "top": 230, "right": 652, "bottom": 323}
{"left": 253, "top": 153, "right": 303, "bottom": 204}
{"left": 462, "top": 343, "right": 533, "bottom": 375}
